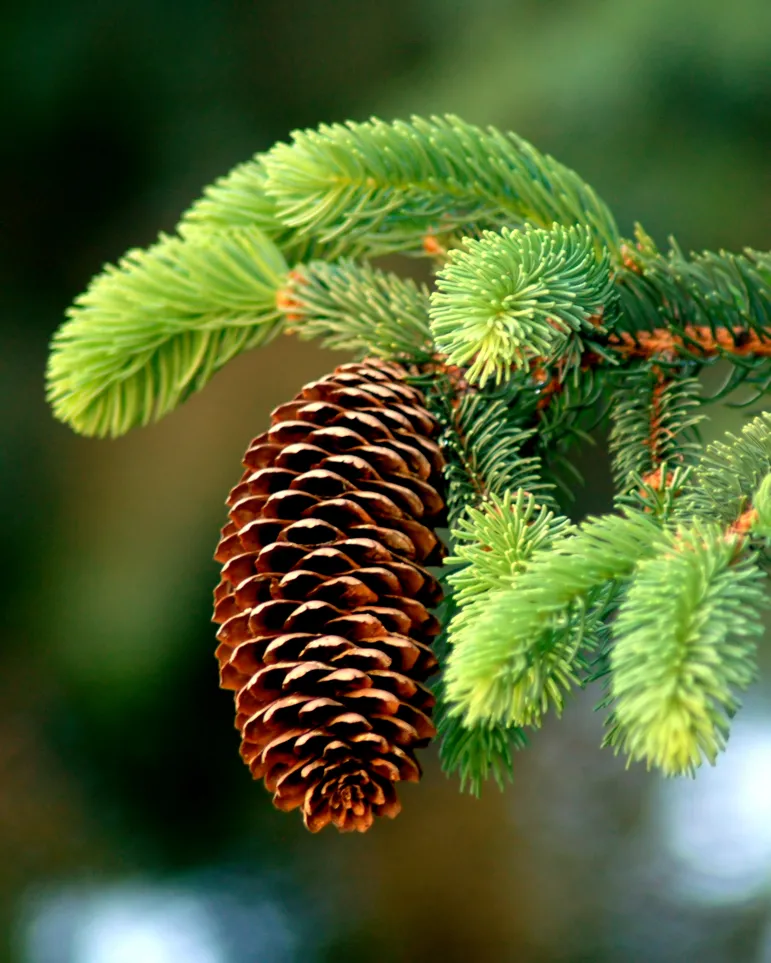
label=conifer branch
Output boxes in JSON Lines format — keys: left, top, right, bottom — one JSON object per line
{"left": 437, "top": 707, "right": 528, "bottom": 796}
{"left": 179, "top": 154, "right": 283, "bottom": 237}
{"left": 434, "top": 493, "right": 572, "bottom": 791}
{"left": 429, "top": 224, "right": 619, "bottom": 385}
{"left": 262, "top": 114, "right": 621, "bottom": 258}
{"left": 606, "top": 522, "right": 766, "bottom": 775}
{"left": 617, "top": 233, "right": 771, "bottom": 338}
{"left": 608, "top": 368, "right": 703, "bottom": 491}
{"left": 614, "top": 462, "right": 693, "bottom": 519}
{"left": 44, "top": 112, "right": 771, "bottom": 800}
{"left": 178, "top": 153, "right": 337, "bottom": 262}
{"left": 447, "top": 491, "right": 574, "bottom": 605}
{"left": 277, "top": 259, "right": 433, "bottom": 358}
{"left": 47, "top": 227, "right": 287, "bottom": 436}
{"left": 532, "top": 362, "right": 610, "bottom": 494}
{"left": 682, "top": 411, "right": 771, "bottom": 527}
{"left": 425, "top": 370, "right": 564, "bottom": 787}
{"left": 428, "top": 383, "right": 551, "bottom": 524}
{"left": 445, "top": 511, "right": 667, "bottom": 727}
{"left": 431, "top": 589, "right": 529, "bottom": 796}
{"left": 609, "top": 325, "right": 771, "bottom": 362}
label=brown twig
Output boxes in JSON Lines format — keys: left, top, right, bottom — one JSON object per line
{"left": 609, "top": 326, "right": 771, "bottom": 362}
{"left": 647, "top": 367, "right": 672, "bottom": 468}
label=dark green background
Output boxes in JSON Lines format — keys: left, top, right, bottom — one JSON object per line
{"left": 5, "top": 1, "right": 771, "bottom": 960}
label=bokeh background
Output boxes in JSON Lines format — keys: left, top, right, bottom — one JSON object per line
{"left": 5, "top": 1, "right": 771, "bottom": 960}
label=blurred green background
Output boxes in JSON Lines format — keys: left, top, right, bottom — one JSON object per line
{"left": 5, "top": 1, "right": 771, "bottom": 960}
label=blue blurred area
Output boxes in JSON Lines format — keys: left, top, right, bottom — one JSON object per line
{"left": 4, "top": 1, "right": 771, "bottom": 960}
{"left": 21, "top": 875, "right": 300, "bottom": 963}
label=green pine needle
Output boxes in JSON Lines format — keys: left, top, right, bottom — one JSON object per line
{"left": 685, "top": 411, "right": 771, "bottom": 523}
{"left": 445, "top": 510, "right": 668, "bottom": 728}
{"left": 286, "top": 258, "right": 433, "bottom": 358}
{"left": 47, "top": 227, "right": 288, "bottom": 437}
{"left": 617, "top": 231, "right": 771, "bottom": 336}
{"left": 751, "top": 472, "right": 771, "bottom": 539}
{"left": 606, "top": 522, "right": 766, "bottom": 775}
{"left": 432, "top": 386, "right": 553, "bottom": 524}
{"left": 434, "top": 492, "right": 567, "bottom": 793}
{"left": 179, "top": 154, "right": 284, "bottom": 237}
{"left": 429, "top": 224, "right": 619, "bottom": 384}
{"left": 263, "top": 114, "right": 620, "bottom": 257}
{"left": 178, "top": 153, "right": 334, "bottom": 262}
{"left": 609, "top": 369, "right": 704, "bottom": 491}
{"left": 437, "top": 709, "right": 528, "bottom": 796}
{"left": 431, "top": 588, "right": 529, "bottom": 796}
{"left": 446, "top": 490, "right": 574, "bottom": 606}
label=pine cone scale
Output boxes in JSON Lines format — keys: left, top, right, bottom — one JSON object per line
{"left": 212, "top": 360, "right": 446, "bottom": 832}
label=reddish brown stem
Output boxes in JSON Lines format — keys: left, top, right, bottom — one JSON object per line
{"left": 647, "top": 367, "right": 670, "bottom": 469}
{"left": 609, "top": 326, "right": 771, "bottom": 362}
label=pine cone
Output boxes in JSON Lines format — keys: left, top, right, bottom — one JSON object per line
{"left": 212, "top": 360, "right": 446, "bottom": 832}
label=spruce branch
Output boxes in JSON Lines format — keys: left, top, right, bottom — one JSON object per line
{"left": 608, "top": 230, "right": 771, "bottom": 404}
{"left": 685, "top": 411, "right": 771, "bottom": 524}
{"left": 179, "top": 154, "right": 284, "bottom": 237}
{"left": 608, "top": 367, "right": 703, "bottom": 491}
{"left": 435, "top": 697, "right": 528, "bottom": 796}
{"left": 610, "top": 324, "right": 771, "bottom": 362}
{"left": 178, "top": 153, "right": 336, "bottom": 262}
{"left": 431, "top": 589, "right": 528, "bottom": 796}
{"left": 47, "top": 227, "right": 287, "bottom": 437}
{"left": 429, "top": 384, "right": 551, "bottom": 523}
{"left": 446, "top": 490, "right": 574, "bottom": 606}
{"left": 606, "top": 522, "right": 766, "bottom": 775}
{"left": 532, "top": 362, "right": 611, "bottom": 500}
{"left": 429, "top": 224, "right": 619, "bottom": 385}
{"left": 262, "top": 114, "right": 621, "bottom": 258}
{"left": 428, "top": 393, "right": 565, "bottom": 791}
{"left": 614, "top": 462, "right": 693, "bottom": 519}
{"left": 617, "top": 233, "right": 771, "bottom": 338}
{"left": 44, "top": 111, "right": 771, "bottom": 803}
{"left": 444, "top": 511, "right": 667, "bottom": 727}
{"left": 434, "top": 493, "right": 570, "bottom": 792}
{"left": 278, "top": 259, "right": 433, "bottom": 358}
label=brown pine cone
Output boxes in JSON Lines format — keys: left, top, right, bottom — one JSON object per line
{"left": 212, "top": 360, "right": 446, "bottom": 833}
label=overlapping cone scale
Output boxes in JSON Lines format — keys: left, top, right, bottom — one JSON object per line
{"left": 212, "top": 360, "right": 446, "bottom": 832}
